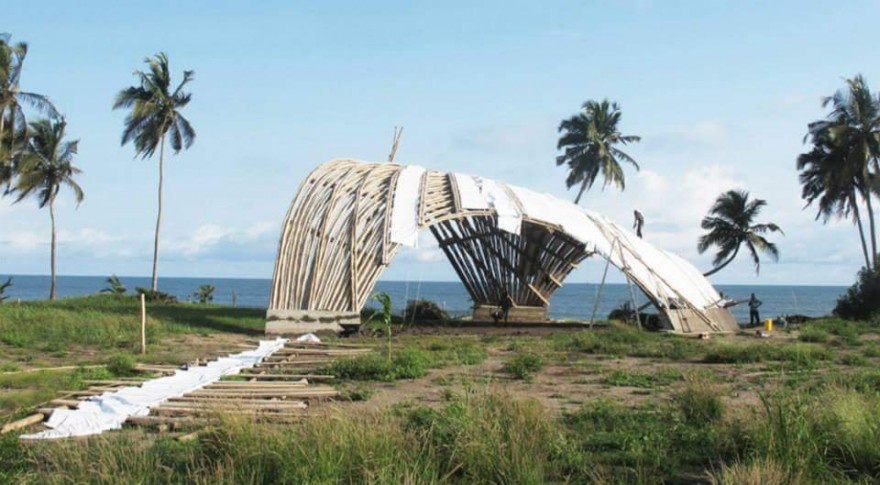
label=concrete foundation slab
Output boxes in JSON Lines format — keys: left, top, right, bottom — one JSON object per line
{"left": 265, "top": 309, "right": 359, "bottom": 335}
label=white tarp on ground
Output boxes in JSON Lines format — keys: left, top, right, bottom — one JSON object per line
{"left": 21, "top": 338, "right": 288, "bottom": 440}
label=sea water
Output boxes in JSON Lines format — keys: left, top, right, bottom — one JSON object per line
{"left": 0, "top": 275, "right": 845, "bottom": 324}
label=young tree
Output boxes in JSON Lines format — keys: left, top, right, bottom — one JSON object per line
{"left": 698, "top": 190, "right": 783, "bottom": 277}
{"left": 113, "top": 52, "right": 195, "bottom": 292}
{"left": 556, "top": 99, "right": 640, "bottom": 204}
{"left": 14, "top": 118, "right": 84, "bottom": 299}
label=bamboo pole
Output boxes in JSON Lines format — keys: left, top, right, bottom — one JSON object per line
{"left": 139, "top": 293, "right": 146, "bottom": 354}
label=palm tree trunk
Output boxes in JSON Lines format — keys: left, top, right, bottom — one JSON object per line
{"left": 573, "top": 179, "right": 588, "bottom": 205}
{"left": 151, "top": 135, "right": 165, "bottom": 292}
{"left": 49, "top": 197, "right": 57, "bottom": 300}
{"left": 702, "top": 246, "right": 740, "bottom": 277}
{"left": 864, "top": 191, "right": 878, "bottom": 268}
{"left": 851, "top": 195, "right": 871, "bottom": 269}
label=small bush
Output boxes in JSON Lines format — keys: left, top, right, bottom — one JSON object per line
{"left": 797, "top": 327, "right": 829, "bottom": 343}
{"left": 329, "top": 347, "right": 432, "bottom": 381}
{"left": 674, "top": 378, "right": 723, "bottom": 426}
{"left": 601, "top": 368, "right": 683, "bottom": 388}
{"left": 502, "top": 353, "right": 543, "bottom": 380}
{"left": 708, "top": 458, "right": 792, "bottom": 485}
{"left": 105, "top": 354, "right": 137, "bottom": 376}
{"left": 402, "top": 299, "right": 449, "bottom": 323}
{"left": 841, "top": 353, "right": 869, "bottom": 367}
{"left": 135, "top": 288, "right": 178, "bottom": 304}
{"left": 834, "top": 265, "right": 880, "bottom": 320}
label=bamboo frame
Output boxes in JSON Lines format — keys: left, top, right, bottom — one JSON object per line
{"left": 268, "top": 159, "right": 737, "bottom": 333}
{"left": 269, "top": 159, "right": 589, "bottom": 315}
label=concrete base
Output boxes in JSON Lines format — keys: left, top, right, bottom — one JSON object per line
{"left": 472, "top": 305, "right": 548, "bottom": 323}
{"left": 265, "top": 309, "right": 360, "bottom": 335}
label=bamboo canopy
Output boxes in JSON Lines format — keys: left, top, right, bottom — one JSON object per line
{"left": 268, "top": 159, "right": 739, "bottom": 334}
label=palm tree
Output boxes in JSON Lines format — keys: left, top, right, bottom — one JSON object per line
{"left": 798, "top": 129, "right": 872, "bottom": 268}
{"left": 101, "top": 275, "right": 127, "bottom": 295}
{"left": 0, "top": 34, "right": 59, "bottom": 181}
{"left": 556, "top": 99, "right": 641, "bottom": 204}
{"left": 697, "top": 190, "right": 783, "bottom": 277}
{"left": 113, "top": 52, "right": 195, "bottom": 292}
{"left": 14, "top": 118, "right": 84, "bottom": 300}
{"left": 802, "top": 74, "right": 880, "bottom": 269}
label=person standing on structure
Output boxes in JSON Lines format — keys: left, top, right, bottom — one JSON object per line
{"left": 748, "top": 293, "right": 763, "bottom": 326}
{"left": 633, "top": 210, "right": 645, "bottom": 238}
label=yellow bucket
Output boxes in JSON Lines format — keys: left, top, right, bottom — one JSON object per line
{"left": 764, "top": 318, "right": 773, "bottom": 332}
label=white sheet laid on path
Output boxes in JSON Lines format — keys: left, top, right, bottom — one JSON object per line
{"left": 22, "top": 338, "right": 288, "bottom": 440}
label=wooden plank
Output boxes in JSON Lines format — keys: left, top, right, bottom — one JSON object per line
{"left": 1, "top": 413, "right": 45, "bottom": 434}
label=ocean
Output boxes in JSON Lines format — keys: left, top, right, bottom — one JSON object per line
{"left": 0, "top": 275, "right": 846, "bottom": 324}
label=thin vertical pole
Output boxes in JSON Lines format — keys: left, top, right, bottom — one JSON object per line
{"left": 140, "top": 294, "right": 147, "bottom": 354}
{"left": 617, "top": 242, "right": 642, "bottom": 329}
{"left": 589, "top": 239, "right": 616, "bottom": 328}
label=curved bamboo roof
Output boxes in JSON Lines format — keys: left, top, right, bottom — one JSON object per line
{"left": 268, "top": 159, "right": 739, "bottom": 334}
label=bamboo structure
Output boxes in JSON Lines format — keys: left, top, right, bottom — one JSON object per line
{"left": 268, "top": 159, "right": 739, "bottom": 334}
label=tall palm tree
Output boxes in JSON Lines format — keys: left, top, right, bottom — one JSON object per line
{"left": 797, "top": 129, "right": 872, "bottom": 268}
{"left": 556, "top": 99, "right": 641, "bottom": 204}
{"left": 14, "top": 118, "right": 84, "bottom": 300}
{"left": 0, "top": 34, "right": 59, "bottom": 182}
{"left": 113, "top": 52, "right": 195, "bottom": 292}
{"left": 804, "top": 74, "right": 880, "bottom": 268}
{"left": 698, "top": 190, "right": 783, "bottom": 277}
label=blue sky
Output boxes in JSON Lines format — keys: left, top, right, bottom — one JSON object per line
{"left": 2, "top": 0, "right": 879, "bottom": 286}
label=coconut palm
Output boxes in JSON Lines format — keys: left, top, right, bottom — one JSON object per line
{"left": 798, "top": 129, "right": 873, "bottom": 268}
{"left": 698, "top": 190, "right": 783, "bottom": 277}
{"left": 14, "top": 118, "right": 84, "bottom": 300}
{"left": 802, "top": 74, "right": 880, "bottom": 268}
{"left": 113, "top": 52, "right": 195, "bottom": 292}
{"left": 0, "top": 34, "right": 59, "bottom": 180}
{"left": 556, "top": 99, "right": 641, "bottom": 204}
{"left": 101, "top": 275, "right": 127, "bottom": 295}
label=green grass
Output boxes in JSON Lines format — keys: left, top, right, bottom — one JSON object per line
{"left": 600, "top": 368, "right": 683, "bottom": 388}
{"left": 501, "top": 353, "right": 543, "bottom": 380}
{"left": 328, "top": 347, "right": 433, "bottom": 381}
{"left": 703, "top": 342, "right": 832, "bottom": 366}
{"left": 0, "top": 295, "right": 265, "bottom": 352}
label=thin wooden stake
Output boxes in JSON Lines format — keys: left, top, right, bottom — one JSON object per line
{"left": 387, "top": 126, "right": 403, "bottom": 163}
{"left": 140, "top": 293, "right": 147, "bottom": 354}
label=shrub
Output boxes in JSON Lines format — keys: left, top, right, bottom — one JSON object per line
{"left": 834, "top": 265, "right": 880, "bottom": 320}
{"left": 105, "top": 354, "right": 137, "bottom": 376}
{"left": 797, "top": 327, "right": 829, "bottom": 343}
{"left": 674, "top": 377, "right": 723, "bottom": 426}
{"left": 402, "top": 299, "right": 449, "bottom": 323}
{"left": 329, "top": 347, "right": 432, "bottom": 381}
{"left": 135, "top": 288, "right": 178, "bottom": 304}
{"left": 502, "top": 353, "right": 543, "bottom": 380}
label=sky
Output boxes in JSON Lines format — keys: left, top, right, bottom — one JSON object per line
{"left": 2, "top": 0, "right": 879, "bottom": 286}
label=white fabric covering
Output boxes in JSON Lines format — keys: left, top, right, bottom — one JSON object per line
{"left": 454, "top": 173, "right": 490, "bottom": 210}
{"left": 387, "top": 164, "right": 722, "bottom": 319}
{"left": 389, "top": 165, "right": 426, "bottom": 247}
{"left": 22, "top": 338, "right": 288, "bottom": 440}
{"left": 480, "top": 179, "right": 522, "bottom": 234}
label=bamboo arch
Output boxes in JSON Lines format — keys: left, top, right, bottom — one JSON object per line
{"left": 267, "top": 159, "right": 738, "bottom": 334}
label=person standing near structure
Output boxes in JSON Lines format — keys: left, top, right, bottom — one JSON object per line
{"left": 499, "top": 289, "right": 513, "bottom": 323}
{"left": 748, "top": 293, "right": 763, "bottom": 326}
{"left": 633, "top": 210, "right": 645, "bottom": 238}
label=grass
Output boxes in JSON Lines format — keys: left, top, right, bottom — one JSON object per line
{"left": 1, "top": 303, "right": 880, "bottom": 483}
{"left": 0, "top": 295, "right": 266, "bottom": 418}
{"left": 600, "top": 368, "right": 683, "bottom": 388}
{"left": 501, "top": 353, "right": 543, "bottom": 380}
